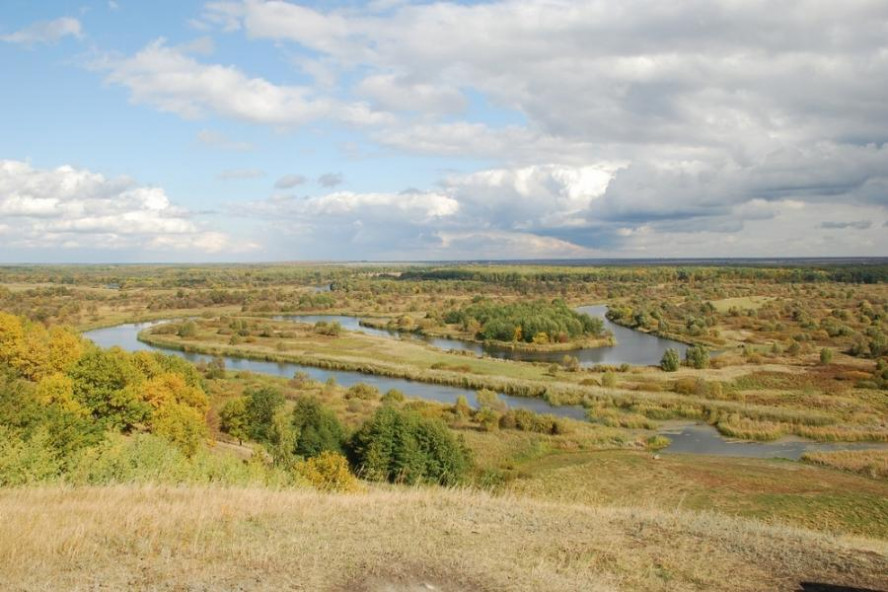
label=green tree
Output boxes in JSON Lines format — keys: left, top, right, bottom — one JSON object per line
{"left": 219, "top": 397, "right": 249, "bottom": 444}
{"left": 347, "top": 406, "right": 470, "bottom": 485}
{"left": 244, "top": 386, "right": 285, "bottom": 443}
{"left": 68, "top": 348, "right": 150, "bottom": 430}
{"left": 660, "top": 348, "right": 680, "bottom": 372}
{"left": 291, "top": 396, "right": 345, "bottom": 458}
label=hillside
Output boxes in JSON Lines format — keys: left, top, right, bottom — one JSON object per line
{"left": 2, "top": 485, "right": 887, "bottom": 592}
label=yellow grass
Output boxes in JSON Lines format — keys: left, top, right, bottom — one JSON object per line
{"left": 802, "top": 450, "right": 888, "bottom": 480}
{"left": 2, "top": 485, "right": 887, "bottom": 591}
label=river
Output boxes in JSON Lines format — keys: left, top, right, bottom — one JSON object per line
{"left": 276, "top": 305, "right": 690, "bottom": 367}
{"left": 83, "top": 317, "right": 887, "bottom": 459}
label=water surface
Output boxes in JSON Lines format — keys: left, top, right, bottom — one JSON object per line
{"left": 84, "top": 321, "right": 587, "bottom": 420}
{"left": 660, "top": 423, "right": 887, "bottom": 460}
{"left": 278, "top": 305, "right": 690, "bottom": 366}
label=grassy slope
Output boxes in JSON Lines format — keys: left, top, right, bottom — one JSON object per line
{"left": 2, "top": 485, "right": 887, "bottom": 592}
{"left": 505, "top": 450, "right": 888, "bottom": 539}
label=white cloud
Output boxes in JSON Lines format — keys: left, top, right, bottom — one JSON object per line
{"left": 1, "top": 17, "right": 82, "bottom": 45}
{"left": 356, "top": 74, "right": 466, "bottom": 115}
{"left": 0, "top": 160, "right": 256, "bottom": 254}
{"left": 94, "top": 39, "right": 393, "bottom": 128}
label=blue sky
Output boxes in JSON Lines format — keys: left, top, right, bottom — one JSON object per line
{"left": 2, "top": 0, "right": 887, "bottom": 262}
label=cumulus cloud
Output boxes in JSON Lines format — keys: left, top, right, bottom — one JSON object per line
{"left": 274, "top": 174, "right": 306, "bottom": 189}
{"left": 243, "top": 160, "right": 888, "bottom": 259}
{"left": 197, "top": 0, "right": 888, "bottom": 257}
{"left": 0, "top": 160, "right": 256, "bottom": 254}
{"left": 1, "top": 17, "right": 82, "bottom": 45}
{"left": 57, "top": 0, "right": 888, "bottom": 259}
{"left": 356, "top": 74, "right": 466, "bottom": 115}
{"left": 92, "top": 39, "right": 393, "bottom": 127}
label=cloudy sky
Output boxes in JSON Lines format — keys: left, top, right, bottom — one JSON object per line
{"left": 1, "top": 0, "right": 887, "bottom": 262}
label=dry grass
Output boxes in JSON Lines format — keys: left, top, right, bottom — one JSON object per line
{"left": 2, "top": 485, "right": 887, "bottom": 592}
{"left": 802, "top": 450, "right": 888, "bottom": 480}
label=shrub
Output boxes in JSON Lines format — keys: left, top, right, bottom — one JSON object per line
{"left": 601, "top": 371, "right": 617, "bottom": 388}
{"left": 476, "top": 389, "right": 507, "bottom": 413}
{"left": 345, "top": 383, "right": 380, "bottom": 401}
{"left": 452, "top": 395, "right": 472, "bottom": 419}
{"left": 382, "top": 388, "right": 406, "bottom": 404}
{"left": 474, "top": 406, "right": 500, "bottom": 431}
{"left": 660, "top": 348, "right": 680, "bottom": 372}
{"left": 685, "top": 344, "right": 710, "bottom": 369}
{"left": 645, "top": 435, "right": 671, "bottom": 451}
{"left": 176, "top": 321, "right": 197, "bottom": 338}
{"left": 820, "top": 347, "right": 834, "bottom": 365}
{"left": 298, "top": 451, "right": 360, "bottom": 493}
{"left": 205, "top": 356, "right": 226, "bottom": 379}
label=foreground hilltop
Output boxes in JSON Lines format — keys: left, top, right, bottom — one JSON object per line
{"left": 2, "top": 485, "right": 886, "bottom": 592}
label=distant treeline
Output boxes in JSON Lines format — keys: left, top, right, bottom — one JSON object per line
{"left": 400, "top": 264, "right": 888, "bottom": 284}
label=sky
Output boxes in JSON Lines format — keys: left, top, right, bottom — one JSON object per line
{"left": 1, "top": 0, "right": 887, "bottom": 263}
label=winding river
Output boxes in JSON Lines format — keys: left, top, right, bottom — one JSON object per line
{"left": 276, "top": 305, "right": 690, "bottom": 366}
{"left": 84, "top": 321, "right": 588, "bottom": 421}
{"left": 83, "top": 312, "right": 886, "bottom": 460}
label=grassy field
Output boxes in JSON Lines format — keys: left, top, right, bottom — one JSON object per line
{"left": 502, "top": 450, "right": 888, "bottom": 539}
{"left": 802, "top": 449, "right": 888, "bottom": 481}
{"left": 2, "top": 485, "right": 887, "bottom": 592}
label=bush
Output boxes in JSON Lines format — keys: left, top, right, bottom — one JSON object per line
{"left": 476, "top": 389, "right": 507, "bottom": 413}
{"left": 601, "top": 371, "right": 617, "bottom": 388}
{"left": 474, "top": 406, "right": 500, "bottom": 431}
{"left": 297, "top": 451, "right": 360, "bottom": 493}
{"left": 345, "top": 383, "right": 380, "bottom": 400}
{"left": 347, "top": 406, "right": 470, "bottom": 485}
{"left": 205, "top": 356, "right": 225, "bottom": 379}
{"left": 452, "top": 395, "right": 472, "bottom": 419}
{"left": 820, "top": 347, "right": 834, "bottom": 365}
{"left": 176, "top": 321, "right": 197, "bottom": 338}
{"left": 382, "top": 388, "right": 406, "bottom": 404}
{"left": 660, "top": 348, "right": 680, "bottom": 372}
{"left": 685, "top": 344, "right": 710, "bottom": 369}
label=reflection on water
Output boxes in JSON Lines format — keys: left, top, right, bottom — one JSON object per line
{"left": 660, "top": 423, "right": 888, "bottom": 460}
